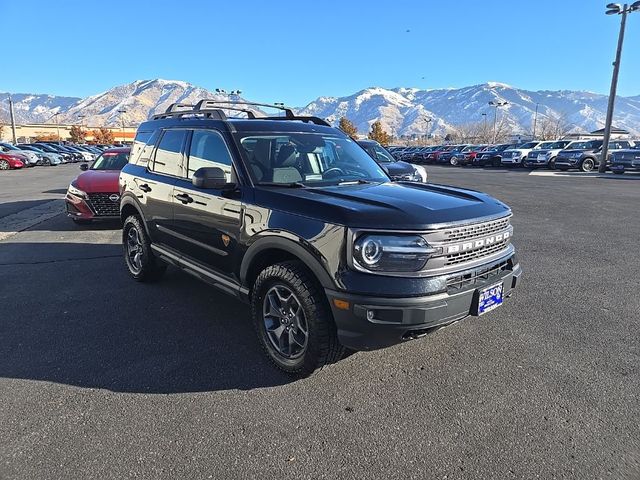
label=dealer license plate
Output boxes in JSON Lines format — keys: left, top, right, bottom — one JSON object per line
{"left": 476, "top": 283, "right": 504, "bottom": 315}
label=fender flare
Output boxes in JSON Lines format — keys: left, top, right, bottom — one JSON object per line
{"left": 240, "top": 235, "right": 335, "bottom": 290}
{"left": 120, "top": 194, "right": 151, "bottom": 234}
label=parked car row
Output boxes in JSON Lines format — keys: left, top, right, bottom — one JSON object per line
{"left": 0, "top": 142, "right": 119, "bottom": 170}
{"left": 388, "top": 140, "right": 639, "bottom": 173}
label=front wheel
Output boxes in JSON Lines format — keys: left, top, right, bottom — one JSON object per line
{"left": 450, "top": 156, "right": 459, "bottom": 166}
{"left": 492, "top": 158, "right": 501, "bottom": 168}
{"left": 122, "top": 215, "right": 166, "bottom": 282}
{"left": 0, "top": 160, "right": 9, "bottom": 170}
{"left": 548, "top": 157, "right": 556, "bottom": 170}
{"left": 251, "top": 261, "right": 344, "bottom": 376}
{"left": 580, "top": 158, "right": 595, "bottom": 172}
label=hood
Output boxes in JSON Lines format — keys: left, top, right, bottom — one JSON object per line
{"left": 254, "top": 182, "right": 510, "bottom": 230}
{"left": 384, "top": 160, "right": 416, "bottom": 176}
{"left": 74, "top": 170, "right": 121, "bottom": 193}
{"left": 558, "top": 149, "right": 594, "bottom": 155}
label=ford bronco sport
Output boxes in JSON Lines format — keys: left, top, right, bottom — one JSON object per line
{"left": 119, "top": 101, "right": 522, "bottom": 376}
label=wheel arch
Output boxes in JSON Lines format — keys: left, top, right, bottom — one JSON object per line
{"left": 241, "top": 236, "right": 335, "bottom": 292}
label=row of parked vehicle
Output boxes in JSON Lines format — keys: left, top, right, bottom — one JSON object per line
{"left": 0, "top": 142, "right": 123, "bottom": 170}
{"left": 388, "top": 139, "right": 640, "bottom": 173}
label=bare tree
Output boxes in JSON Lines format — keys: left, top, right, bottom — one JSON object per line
{"left": 536, "top": 112, "right": 572, "bottom": 140}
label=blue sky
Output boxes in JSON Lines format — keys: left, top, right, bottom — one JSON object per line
{"left": 1, "top": 0, "right": 639, "bottom": 105}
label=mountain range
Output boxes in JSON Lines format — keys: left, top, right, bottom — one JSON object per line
{"left": 2, "top": 79, "right": 639, "bottom": 136}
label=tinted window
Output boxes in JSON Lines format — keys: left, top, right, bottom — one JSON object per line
{"left": 91, "top": 151, "right": 130, "bottom": 170}
{"left": 371, "top": 144, "right": 395, "bottom": 163}
{"left": 187, "top": 130, "right": 233, "bottom": 181}
{"left": 134, "top": 130, "right": 160, "bottom": 167}
{"left": 152, "top": 130, "right": 186, "bottom": 176}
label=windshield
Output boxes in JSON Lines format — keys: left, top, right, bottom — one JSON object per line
{"left": 370, "top": 144, "right": 396, "bottom": 163}
{"left": 1, "top": 143, "right": 20, "bottom": 151}
{"left": 566, "top": 141, "right": 590, "bottom": 150}
{"left": 90, "top": 151, "right": 129, "bottom": 170}
{"left": 538, "top": 142, "right": 556, "bottom": 149}
{"left": 548, "top": 141, "right": 570, "bottom": 149}
{"left": 520, "top": 142, "right": 539, "bottom": 149}
{"left": 235, "top": 132, "right": 388, "bottom": 186}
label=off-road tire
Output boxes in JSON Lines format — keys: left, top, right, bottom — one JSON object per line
{"left": 122, "top": 215, "right": 166, "bottom": 282}
{"left": 251, "top": 261, "right": 344, "bottom": 376}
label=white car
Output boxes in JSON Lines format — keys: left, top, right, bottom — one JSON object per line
{"left": 501, "top": 141, "right": 543, "bottom": 166}
{"left": 17, "top": 145, "right": 64, "bottom": 166}
{"left": 523, "top": 140, "right": 575, "bottom": 169}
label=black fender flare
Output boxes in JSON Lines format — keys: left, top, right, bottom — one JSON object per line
{"left": 120, "top": 194, "right": 151, "bottom": 234}
{"left": 240, "top": 235, "right": 335, "bottom": 290}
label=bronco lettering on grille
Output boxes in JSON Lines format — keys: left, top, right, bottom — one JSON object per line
{"left": 445, "top": 231, "right": 511, "bottom": 254}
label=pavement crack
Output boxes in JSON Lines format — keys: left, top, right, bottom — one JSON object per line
{"left": 0, "top": 254, "right": 121, "bottom": 266}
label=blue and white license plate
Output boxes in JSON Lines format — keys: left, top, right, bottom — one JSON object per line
{"left": 476, "top": 283, "right": 504, "bottom": 315}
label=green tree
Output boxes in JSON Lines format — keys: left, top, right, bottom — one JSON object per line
{"left": 338, "top": 117, "right": 358, "bottom": 139}
{"left": 69, "top": 125, "right": 87, "bottom": 143}
{"left": 368, "top": 121, "right": 391, "bottom": 146}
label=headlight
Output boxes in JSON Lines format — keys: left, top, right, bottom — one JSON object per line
{"left": 353, "top": 234, "right": 435, "bottom": 272}
{"left": 67, "top": 183, "right": 87, "bottom": 198}
{"left": 413, "top": 165, "right": 427, "bottom": 182}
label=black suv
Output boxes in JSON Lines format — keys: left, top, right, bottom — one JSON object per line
{"left": 119, "top": 101, "right": 522, "bottom": 376}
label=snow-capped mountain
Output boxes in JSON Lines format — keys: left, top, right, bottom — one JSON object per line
{"left": 300, "top": 83, "right": 640, "bottom": 136}
{"left": 0, "top": 93, "right": 80, "bottom": 124}
{"left": 0, "top": 79, "right": 256, "bottom": 127}
{"left": 2, "top": 80, "right": 639, "bottom": 137}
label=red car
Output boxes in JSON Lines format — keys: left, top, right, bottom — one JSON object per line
{"left": 65, "top": 147, "right": 130, "bottom": 224}
{"left": 0, "top": 152, "right": 25, "bottom": 170}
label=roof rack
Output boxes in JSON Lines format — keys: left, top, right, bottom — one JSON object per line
{"left": 152, "top": 100, "right": 332, "bottom": 127}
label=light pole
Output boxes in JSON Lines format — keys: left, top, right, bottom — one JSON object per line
{"left": 423, "top": 117, "right": 432, "bottom": 143}
{"left": 8, "top": 94, "right": 17, "bottom": 144}
{"left": 532, "top": 103, "right": 541, "bottom": 140}
{"left": 599, "top": 2, "right": 639, "bottom": 172}
{"left": 488, "top": 101, "right": 508, "bottom": 143}
{"left": 481, "top": 113, "right": 488, "bottom": 142}
{"left": 54, "top": 113, "right": 61, "bottom": 142}
{"left": 77, "top": 114, "right": 86, "bottom": 127}
{"left": 117, "top": 109, "right": 126, "bottom": 144}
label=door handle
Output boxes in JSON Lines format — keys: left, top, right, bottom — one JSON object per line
{"left": 175, "top": 193, "right": 194, "bottom": 204}
{"left": 139, "top": 183, "right": 152, "bottom": 193}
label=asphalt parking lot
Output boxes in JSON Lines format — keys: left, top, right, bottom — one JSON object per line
{"left": 1, "top": 164, "right": 639, "bottom": 479}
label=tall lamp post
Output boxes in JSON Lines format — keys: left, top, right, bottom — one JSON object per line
{"left": 423, "top": 117, "right": 432, "bottom": 143}
{"left": 532, "top": 103, "right": 541, "bottom": 140}
{"left": 481, "top": 113, "right": 488, "bottom": 142}
{"left": 54, "top": 113, "right": 61, "bottom": 142}
{"left": 117, "top": 109, "right": 127, "bottom": 144}
{"left": 488, "top": 101, "right": 508, "bottom": 143}
{"left": 599, "top": 2, "right": 639, "bottom": 172}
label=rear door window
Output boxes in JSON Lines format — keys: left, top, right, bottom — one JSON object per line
{"left": 152, "top": 130, "right": 187, "bottom": 177}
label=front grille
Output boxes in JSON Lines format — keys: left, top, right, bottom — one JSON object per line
{"left": 442, "top": 216, "right": 511, "bottom": 243}
{"left": 447, "top": 260, "right": 510, "bottom": 292}
{"left": 87, "top": 193, "right": 120, "bottom": 217}
{"left": 445, "top": 239, "right": 510, "bottom": 266}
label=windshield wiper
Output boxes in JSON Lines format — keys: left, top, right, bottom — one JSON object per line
{"left": 337, "top": 179, "right": 372, "bottom": 186}
{"left": 255, "top": 181, "right": 306, "bottom": 188}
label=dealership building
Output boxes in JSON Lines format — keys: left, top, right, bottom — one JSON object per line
{"left": 0, "top": 123, "right": 137, "bottom": 143}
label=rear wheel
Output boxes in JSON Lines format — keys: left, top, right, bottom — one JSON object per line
{"left": 0, "top": 160, "right": 9, "bottom": 170}
{"left": 450, "top": 156, "right": 459, "bottom": 166}
{"left": 548, "top": 157, "right": 556, "bottom": 169}
{"left": 251, "top": 261, "right": 344, "bottom": 376}
{"left": 580, "top": 158, "right": 595, "bottom": 172}
{"left": 492, "top": 158, "right": 501, "bottom": 167}
{"left": 122, "top": 215, "right": 166, "bottom": 282}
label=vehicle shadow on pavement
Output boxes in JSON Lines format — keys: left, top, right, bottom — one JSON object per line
{"left": 0, "top": 241, "right": 294, "bottom": 393}
{"left": 0, "top": 200, "right": 57, "bottom": 221}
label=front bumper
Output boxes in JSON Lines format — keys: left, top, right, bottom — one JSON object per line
{"left": 501, "top": 157, "right": 522, "bottom": 165}
{"left": 524, "top": 157, "right": 548, "bottom": 167}
{"left": 326, "top": 259, "right": 522, "bottom": 351}
{"left": 611, "top": 162, "right": 640, "bottom": 172}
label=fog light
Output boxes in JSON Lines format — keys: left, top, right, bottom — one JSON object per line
{"left": 367, "top": 310, "right": 375, "bottom": 320}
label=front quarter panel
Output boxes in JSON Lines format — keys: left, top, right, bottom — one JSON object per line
{"left": 240, "top": 206, "right": 345, "bottom": 289}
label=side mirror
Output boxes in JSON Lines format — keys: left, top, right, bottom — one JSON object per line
{"left": 192, "top": 167, "right": 231, "bottom": 190}
{"left": 80, "top": 163, "right": 89, "bottom": 171}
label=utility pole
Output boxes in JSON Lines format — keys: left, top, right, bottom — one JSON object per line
{"left": 8, "top": 94, "right": 17, "bottom": 144}
{"left": 532, "top": 103, "right": 540, "bottom": 140}
{"left": 117, "top": 109, "right": 127, "bottom": 144}
{"left": 599, "top": 2, "right": 638, "bottom": 172}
